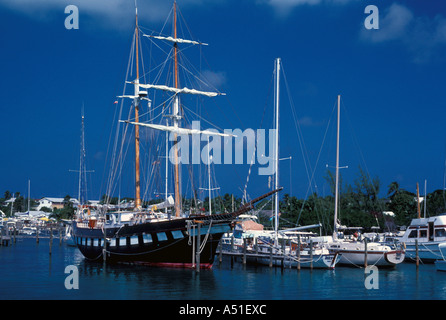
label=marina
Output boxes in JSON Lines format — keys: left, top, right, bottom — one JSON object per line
{"left": 2, "top": 0, "right": 446, "bottom": 305}
{"left": 1, "top": 236, "right": 446, "bottom": 301}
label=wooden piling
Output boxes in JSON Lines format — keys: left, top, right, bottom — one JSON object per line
{"left": 281, "top": 241, "right": 285, "bottom": 270}
{"left": 364, "top": 238, "right": 368, "bottom": 268}
{"left": 49, "top": 227, "right": 53, "bottom": 255}
{"left": 243, "top": 238, "right": 247, "bottom": 265}
{"left": 218, "top": 239, "right": 222, "bottom": 264}
{"left": 309, "top": 239, "right": 313, "bottom": 270}
{"left": 255, "top": 237, "right": 259, "bottom": 264}
{"left": 415, "top": 239, "right": 419, "bottom": 268}
{"left": 103, "top": 221, "right": 107, "bottom": 263}
{"left": 297, "top": 235, "right": 301, "bottom": 270}
{"left": 230, "top": 234, "right": 234, "bottom": 266}
{"left": 36, "top": 226, "right": 39, "bottom": 244}
{"left": 192, "top": 224, "right": 196, "bottom": 268}
{"left": 0, "top": 228, "right": 8, "bottom": 247}
{"left": 196, "top": 222, "right": 201, "bottom": 272}
{"left": 269, "top": 245, "right": 273, "bottom": 268}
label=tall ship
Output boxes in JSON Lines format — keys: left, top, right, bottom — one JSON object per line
{"left": 71, "top": 2, "right": 281, "bottom": 268}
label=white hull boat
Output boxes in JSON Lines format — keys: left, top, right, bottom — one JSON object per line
{"left": 329, "top": 241, "right": 404, "bottom": 267}
{"left": 326, "top": 96, "right": 405, "bottom": 268}
{"left": 435, "top": 243, "right": 446, "bottom": 271}
{"left": 400, "top": 215, "right": 446, "bottom": 262}
{"left": 249, "top": 247, "right": 340, "bottom": 269}
{"left": 435, "top": 260, "right": 446, "bottom": 271}
{"left": 245, "top": 235, "right": 341, "bottom": 269}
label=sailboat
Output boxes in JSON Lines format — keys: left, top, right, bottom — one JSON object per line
{"left": 241, "top": 58, "right": 340, "bottom": 269}
{"left": 71, "top": 2, "right": 281, "bottom": 269}
{"left": 65, "top": 109, "right": 92, "bottom": 247}
{"left": 326, "top": 95, "right": 405, "bottom": 267}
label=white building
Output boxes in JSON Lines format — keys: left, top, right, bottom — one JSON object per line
{"left": 37, "top": 197, "right": 80, "bottom": 211}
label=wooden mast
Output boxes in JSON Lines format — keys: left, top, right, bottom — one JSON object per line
{"left": 134, "top": 5, "right": 142, "bottom": 209}
{"left": 173, "top": 1, "right": 181, "bottom": 217}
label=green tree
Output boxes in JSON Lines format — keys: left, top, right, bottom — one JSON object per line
{"left": 425, "top": 189, "right": 446, "bottom": 216}
{"left": 387, "top": 181, "right": 400, "bottom": 198}
{"left": 4, "top": 190, "right": 11, "bottom": 200}
{"left": 13, "top": 192, "right": 24, "bottom": 213}
{"left": 386, "top": 189, "right": 417, "bottom": 226}
{"left": 51, "top": 195, "right": 75, "bottom": 220}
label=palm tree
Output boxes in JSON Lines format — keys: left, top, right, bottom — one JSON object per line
{"left": 387, "top": 181, "right": 400, "bottom": 198}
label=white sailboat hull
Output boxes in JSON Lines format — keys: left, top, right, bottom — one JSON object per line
{"left": 336, "top": 249, "right": 404, "bottom": 267}
{"left": 248, "top": 253, "right": 340, "bottom": 269}
{"left": 247, "top": 245, "right": 340, "bottom": 269}
{"left": 330, "top": 241, "right": 405, "bottom": 267}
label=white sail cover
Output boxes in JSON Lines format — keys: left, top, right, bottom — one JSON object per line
{"left": 120, "top": 120, "right": 236, "bottom": 137}
{"left": 133, "top": 83, "right": 223, "bottom": 97}
{"left": 148, "top": 196, "right": 174, "bottom": 210}
{"left": 117, "top": 94, "right": 151, "bottom": 102}
{"left": 117, "top": 95, "right": 138, "bottom": 99}
{"left": 144, "top": 34, "right": 208, "bottom": 46}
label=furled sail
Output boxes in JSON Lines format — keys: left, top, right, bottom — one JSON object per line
{"left": 117, "top": 95, "right": 138, "bottom": 99}
{"left": 120, "top": 120, "right": 236, "bottom": 137}
{"left": 128, "top": 82, "right": 223, "bottom": 98}
{"left": 117, "top": 94, "right": 150, "bottom": 101}
{"left": 144, "top": 34, "right": 208, "bottom": 46}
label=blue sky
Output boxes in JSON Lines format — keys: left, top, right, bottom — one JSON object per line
{"left": 1, "top": 0, "right": 446, "bottom": 203}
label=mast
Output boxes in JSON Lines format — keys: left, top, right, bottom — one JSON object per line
{"left": 78, "top": 112, "right": 84, "bottom": 204}
{"left": 121, "top": 1, "right": 224, "bottom": 216}
{"left": 274, "top": 58, "right": 280, "bottom": 240}
{"left": 79, "top": 110, "right": 87, "bottom": 205}
{"left": 165, "top": 119, "right": 169, "bottom": 214}
{"left": 134, "top": 3, "right": 142, "bottom": 209}
{"left": 70, "top": 108, "right": 94, "bottom": 207}
{"left": 208, "top": 137, "right": 212, "bottom": 215}
{"left": 27, "top": 179, "right": 30, "bottom": 214}
{"left": 333, "top": 95, "right": 341, "bottom": 238}
{"left": 198, "top": 136, "right": 220, "bottom": 212}
{"left": 173, "top": 1, "right": 181, "bottom": 217}
{"left": 416, "top": 182, "right": 421, "bottom": 219}
{"left": 424, "top": 180, "right": 427, "bottom": 218}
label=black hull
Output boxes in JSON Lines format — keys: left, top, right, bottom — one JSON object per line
{"left": 71, "top": 189, "right": 282, "bottom": 269}
{"left": 72, "top": 218, "right": 230, "bottom": 269}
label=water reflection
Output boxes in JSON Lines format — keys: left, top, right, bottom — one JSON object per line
{"left": 2, "top": 238, "right": 446, "bottom": 300}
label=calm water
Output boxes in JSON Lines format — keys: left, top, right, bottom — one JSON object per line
{"left": 1, "top": 237, "right": 446, "bottom": 301}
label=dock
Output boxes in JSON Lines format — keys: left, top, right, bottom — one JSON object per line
{"left": 216, "top": 238, "right": 311, "bottom": 270}
{"left": 0, "top": 227, "right": 11, "bottom": 246}
{"left": 218, "top": 250, "right": 291, "bottom": 267}
{"left": 0, "top": 235, "right": 11, "bottom": 246}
